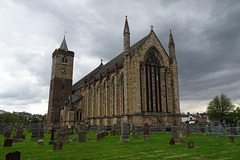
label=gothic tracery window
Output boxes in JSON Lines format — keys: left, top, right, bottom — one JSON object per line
{"left": 141, "top": 47, "right": 164, "bottom": 113}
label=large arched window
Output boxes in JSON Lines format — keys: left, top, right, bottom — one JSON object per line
{"left": 141, "top": 47, "right": 163, "bottom": 113}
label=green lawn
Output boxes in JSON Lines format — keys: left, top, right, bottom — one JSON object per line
{"left": 0, "top": 130, "right": 240, "bottom": 160}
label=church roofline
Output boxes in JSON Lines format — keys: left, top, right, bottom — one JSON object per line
{"left": 72, "top": 30, "right": 169, "bottom": 92}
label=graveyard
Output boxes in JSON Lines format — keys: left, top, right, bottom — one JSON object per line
{"left": 1, "top": 124, "right": 240, "bottom": 160}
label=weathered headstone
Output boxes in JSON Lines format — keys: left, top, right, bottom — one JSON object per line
{"left": 53, "top": 140, "right": 63, "bottom": 150}
{"left": 169, "top": 138, "right": 175, "bottom": 145}
{"left": 44, "top": 126, "right": 48, "bottom": 133}
{"left": 177, "top": 129, "right": 185, "bottom": 143}
{"left": 68, "top": 125, "right": 74, "bottom": 135}
{"left": 39, "top": 129, "right": 44, "bottom": 138}
{"left": 171, "top": 126, "right": 178, "bottom": 141}
{"left": 4, "top": 131, "right": 11, "bottom": 138}
{"left": 130, "top": 124, "right": 138, "bottom": 139}
{"left": 97, "top": 132, "right": 105, "bottom": 141}
{"left": 6, "top": 151, "right": 21, "bottom": 160}
{"left": 48, "top": 129, "right": 55, "bottom": 145}
{"left": 188, "top": 141, "right": 194, "bottom": 148}
{"left": 229, "top": 136, "right": 235, "bottom": 142}
{"left": 61, "top": 126, "right": 69, "bottom": 144}
{"left": 15, "top": 128, "right": 23, "bottom": 141}
{"left": 185, "top": 124, "right": 190, "bottom": 136}
{"left": 31, "top": 123, "right": 39, "bottom": 140}
{"left": 4, "top": 139, "right": 13, "bottom": 147}
{"left": 38, "top": 140, "right": 44, "bottom": 146}
{"left": 142, "top": 123, "right": 150, "bottom": 140}
{"left": 78, "top": 125, "right": 87, "bottom": 143}
{"left": 120, "top": 122, "right": 130, "bottom": 143}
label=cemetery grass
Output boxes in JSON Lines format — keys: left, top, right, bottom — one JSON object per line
{"left": 1, "top": 130, "right": 240, "bottom": 160}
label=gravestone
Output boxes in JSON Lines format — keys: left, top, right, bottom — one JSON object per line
{"left": 229, "top": 136, "right": 235, "bottom": 142}
{"left": 31, "top": 123, "right": 39, "bottom": 140}
{"left": 44, "top": 126, "right": 48, "bottom": 134}
{"left": 142, "top": 123, "right": 150, "bottom": 140}
{"left": 15, "top": 128, "right": 23, "bottom": 141}
{"left": 188, "top": 141, "right": 194, "bottom": 148}
{"left": 185, "top": 124, "right": 190, "bottom": 136}
{"left": 4, "top": 131, "right": 11, "bottom": 138}
{"left": 61, "top": 126, "right": 69, "bottom": 144}
{"left": 39, "top": 129, "right": 44, "bottom": 138}
{"left": 6, "top": 151, "right": 21, "bottom": 160}
{"left": 177, "top": 129, "right": 185, "bottom": 143}
{"left": 68, "top": 125, "right": 74, "bottom": 135}
{"left": 171, "top": 126, "right": 178, "bottom": 141}
{"left": 97, "top": 133, "right": 105, "bottom": 141}
{"left": 4, "top": 139, "right": 13, "bottom": 147}
{"left": 48, "top": 129, "right": 56, "bottom": 145}
{"left": 130, "top": 123, "right": 138, "bottom": 139}
{"left": 38, "top": 140, "right": 44, "bottom": 146}
{"left": 120, "top": 122, "right": 130, "bottom": 143}
{"left": 169, "top": 138, "right": 175, "bottom": 145}
{"left": 78, "top": 125, "right": 87, "bottom": 143}
{"left": 53, "top": 140, "right": 63, "bottom": 150}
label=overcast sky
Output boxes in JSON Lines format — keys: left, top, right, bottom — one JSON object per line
{"left": 0, "top": 0, "right": 239, "bottom": 115}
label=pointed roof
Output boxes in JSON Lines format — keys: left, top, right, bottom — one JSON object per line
{"left": 72, "top": 28, "right": 169, "bottom": 92}
{"left": 124, "top": 16, "right": 130, "bottom": 34}
{"left": 168, "top": 30, "right": 175, "bottom": 47}
{"left": 60, "top": 36, "right": 68, "bottom": 51}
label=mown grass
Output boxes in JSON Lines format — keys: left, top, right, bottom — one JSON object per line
{"left": 0, "top": 129, "right": 240, "bottom": 160}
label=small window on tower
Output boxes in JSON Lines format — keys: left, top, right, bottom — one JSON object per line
{"left": 62, "top": 84, "right": 65, "bottom": 90}
{"left": 62, "top": 56, "right": 68, "bottom": 64}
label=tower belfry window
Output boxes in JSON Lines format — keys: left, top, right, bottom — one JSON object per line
{"left": 62, "top": 56, "right": 68, "bottom": 64}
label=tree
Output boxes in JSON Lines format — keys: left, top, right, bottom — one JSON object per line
{"left": 206, "top": 93, "right": 235, "bottom": 123}
{"left": 0, "top": 111, "right": 25, "bottom": 123}
{"left": 42, "top": 114, "right": 47, "bottom": 124}
{"left": 31, "top": 117, "right": 40, "bottom": 123}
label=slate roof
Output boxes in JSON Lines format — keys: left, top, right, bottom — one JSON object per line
{"left": 72, "top": 30, "right": 166, "bottom": 92}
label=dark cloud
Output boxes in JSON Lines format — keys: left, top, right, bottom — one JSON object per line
{"left": 0, "top": 0, "right": 239, "bottom": 114}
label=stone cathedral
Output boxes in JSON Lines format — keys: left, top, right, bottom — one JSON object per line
{"left": 47, "top": 17, "right": 181, "bottom": 128}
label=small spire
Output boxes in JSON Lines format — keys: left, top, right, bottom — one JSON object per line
{"left": 124, "top": 15, "right": 130, "bottom": 34}
{"left": 60, "top": 32, "right": 68, "bottom": 51}
{"left": 100, "top": 59, "right": 103, "bottom": 65}
{"left": 169, "top": 30, "right": 175, "bottom": 47}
